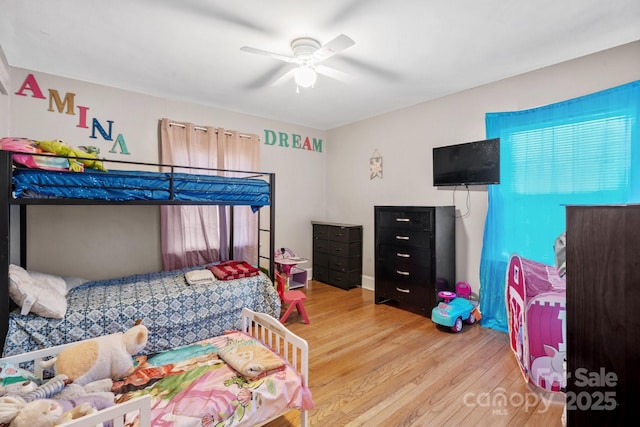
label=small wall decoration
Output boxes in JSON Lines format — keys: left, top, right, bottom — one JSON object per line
{"left": 370, "top": 149, "right": 383, "bottom": 179}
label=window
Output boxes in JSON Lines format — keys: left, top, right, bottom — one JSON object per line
{"left": 479, "top": 80, "right": 640, "bottom": 332}
{"left": 509, "top": 115, "right": 632, "bottom": 197}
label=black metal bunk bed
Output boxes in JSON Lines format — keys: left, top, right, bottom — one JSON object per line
{"left": 0, "top": 149, "right": 276, "bottom": 354}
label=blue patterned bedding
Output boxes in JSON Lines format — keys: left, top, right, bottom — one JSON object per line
{"left": 2, "top": 267, "right": 281, "bottom": 358}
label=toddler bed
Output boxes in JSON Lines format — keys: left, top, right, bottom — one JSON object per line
{"left": 505, "top": 254, "right": 566, "bottom": 392}
{"left": 0, "top": 308, "right": 313, "bottom": 427}
{"left": 3, "top": 265, "right": 281, "bottom": 358}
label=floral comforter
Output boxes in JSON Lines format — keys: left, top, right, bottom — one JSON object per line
{"left": 116, "top": 331, "right": 314, "bottom": 426}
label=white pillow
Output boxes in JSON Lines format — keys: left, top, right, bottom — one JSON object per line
{"left": 29, "top": 270, "right": 69, "bottom": 296}
{"left": 8, "top": 264, "right": 68, "bottom": 319}
{"left": 62, "top": 276, "right": 89, "bottom": 292}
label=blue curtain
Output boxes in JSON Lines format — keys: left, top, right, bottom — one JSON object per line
{"left": 479, "top": 80, "right": 640, "bottom": 332}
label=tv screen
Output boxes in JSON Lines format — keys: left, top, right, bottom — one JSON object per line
{"left": 432, "top": 138, "right": 500, "bottom": 186}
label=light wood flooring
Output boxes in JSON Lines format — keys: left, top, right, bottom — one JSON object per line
{"left": 266, "top": 281, "right": 565, "bottom": 427}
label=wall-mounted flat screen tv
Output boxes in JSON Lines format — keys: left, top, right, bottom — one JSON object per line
{"left": 432, "top": 138, "right": 500, "bottom": 186}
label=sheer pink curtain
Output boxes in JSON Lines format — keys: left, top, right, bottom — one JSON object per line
{"left": 159, "top": 118, "right": 260, "bottom": 270}
{"left": 218, "top": 130, "right": 261, "bottom": 264}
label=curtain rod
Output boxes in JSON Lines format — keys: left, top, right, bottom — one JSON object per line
{"left": 169, "top": 122, "right": 258, "bottom": 140}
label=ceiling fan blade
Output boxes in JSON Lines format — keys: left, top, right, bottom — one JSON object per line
{"left": 325, "top": 0, "right": 370, "bottom": 25}
{"left": 312, "top": 34, "right": 355, "bottom": 62}
{"left": 205, "top": 9, "right": 275, "bottom": 35}
{"left": 244, "top": 63, "right": 290, "bottom": 89}
{"left": 315, "top": 65, "right": 353, "bottom": 83}
{"left": 271, "top": 68, "right": 297, "bottom": 87}
{"left": 157, "top": 0, "right": 275, "bottom": 35}
{"left": 240, "top": 46, "right": 297, "bottom": 63}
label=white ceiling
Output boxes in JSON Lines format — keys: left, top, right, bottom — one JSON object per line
{"left": 1, "top": 0, "right": 639, "bottom": 130}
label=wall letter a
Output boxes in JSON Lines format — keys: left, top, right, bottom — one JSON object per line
{"left": 15, "top": 73, "right": 46, "bottom": 99}
{"left": 109, "top": 134, "right": 130, "bottom": 155}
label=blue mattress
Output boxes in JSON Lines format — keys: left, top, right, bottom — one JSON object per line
{"left": 2, "top": 267, "right": 281, "bottom": 357}
{"left": 12, "top": 168, "right": 270, "bottom": 210}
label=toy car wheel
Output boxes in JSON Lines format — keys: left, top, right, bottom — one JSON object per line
{"left": 466, "top": 313, "right": 476, "bottom": 324}
{"left": 452, "top": 317, "right": 463, "bottom": 333}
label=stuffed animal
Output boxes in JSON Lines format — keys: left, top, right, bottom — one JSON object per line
{"left": 0, "top": 381, "right": 38, "bottom": 398}
{"left": 8, "top": 395, "right": 114, "bottom": 427}
{"left": 53, "top": 378, "right": 113, "bottom": 402}
{"left": 0, "top": 375, "right": 67, "bottom": 402}
{"left": 0, "top": 376, "right": 66, "bottom": 424}
{"left": 0, "top": 363, "right": 42, "bottom": 387}
{"left": 34, "top": 140, "right": 107, "bottom": 172}
{"left": 41, "top": 324, "right": 148, "bottom": 386}
{"left": 0, "top": 375, "right": 113, "bottom": 425}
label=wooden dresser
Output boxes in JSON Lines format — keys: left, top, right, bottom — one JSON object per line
{"left": 374, "top": 206, "right": 455, "bottom": 316}
{"left": 311, "top": 221, "right": 362, "bottom": 290}
{"left": 566, "top": 204, "right": 640, "bottom": 425}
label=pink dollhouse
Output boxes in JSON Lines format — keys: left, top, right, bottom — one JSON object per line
{"left": 506, "top": 255, "right": 566, "bottom": 392}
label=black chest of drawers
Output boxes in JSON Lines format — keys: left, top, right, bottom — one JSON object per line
{"left": 566, "top": 204, "right": 640, "bottom": 425}
{"left": 374, "top": 206, "right": 455, "bottom": 316}
{"left": 312, "top": 221, "right": 362, "bottom": 290}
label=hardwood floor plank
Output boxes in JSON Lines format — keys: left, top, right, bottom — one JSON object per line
{"left": 266, "top": 281, "right": 565, "bottom": 427}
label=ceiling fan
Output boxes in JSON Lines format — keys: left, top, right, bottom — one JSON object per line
{"left": 240, "top": 34, "right": 355, "bottom": 92}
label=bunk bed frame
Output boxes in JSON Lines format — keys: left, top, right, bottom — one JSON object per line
{"left": 0, "top": 149, "right": 276, "bottom": 352}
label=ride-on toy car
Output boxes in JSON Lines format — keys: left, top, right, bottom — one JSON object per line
{"left": 431, "top": 289, "right": 481, "bottom": 332}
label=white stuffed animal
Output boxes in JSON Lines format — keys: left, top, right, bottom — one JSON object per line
{"left": 9, "top": 398, "right": 68, "bottom": 427}
{"left": 0, "top": 377, "right": 114, "bottom": 425}
{"left": 41, "top": 324, "right": 148, "bottom": 386}
{"left": 9, "top": 396, "right": 113, "bottom": 427}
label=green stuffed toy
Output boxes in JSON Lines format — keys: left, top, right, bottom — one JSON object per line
{"left": 35, "top": 140, "right": 107, "bottom": 172}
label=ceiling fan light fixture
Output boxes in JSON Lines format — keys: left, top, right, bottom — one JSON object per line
{"left": 241, "top": 34, "right": 354, "bottom": 90}
{"left": 294, "top": 65, "right": 317, "bottom": 88}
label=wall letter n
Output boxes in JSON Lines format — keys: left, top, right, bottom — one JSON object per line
{"left": 90, "top": 118, "right": 114, "bottom": 141}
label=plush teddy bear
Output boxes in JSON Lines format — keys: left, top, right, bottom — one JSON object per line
{"left": 0, "top": 375, "right": 67, "bottom": 402}
{"left": 9, "top": 398, "right": 78, "bottom": 427}
{"left": 0, "top": 375, "right": 67, "bottom": 424}
{"left": 34, "top": 139, "right": 108, "bottom": 172}
{"left": 0, "top": 375, "right": 114, "bottom": 425}
{"left": 8, "top": 395, "right": 114, "bottom": 427}
{"left": 41, "top": 324, "right": 148, "bottom": 386}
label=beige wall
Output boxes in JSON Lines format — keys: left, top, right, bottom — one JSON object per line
{"left": 7, "top": 68, "right": 327, "bottom": 280}
{"left": 5, "top": 41, "right": 640, "bottom": 288}
{"left": 327, "top": 40, "right": 640, "bottom": 293}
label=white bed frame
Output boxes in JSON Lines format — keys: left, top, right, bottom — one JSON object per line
{"left": 0, "top": 308, "right": 309, "bottom": 427}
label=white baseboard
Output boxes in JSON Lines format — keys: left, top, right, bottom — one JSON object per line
{"left": 361, "top": 274, "right": 374, "bottom": 291}
{"left": 306, "top": 267, "right": 374, "bottom": 291}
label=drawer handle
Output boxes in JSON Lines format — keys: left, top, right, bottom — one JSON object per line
{"left": 396, "top": 270, "right": 410, "bottom": 276}
{"left": 396, "top": 287, "right": 410, "bottom": 293}
{"left": 395, "top": 235, "right": 410, "bottom": 240}
{"left": 396, "top": 218, "right": 410, "bottom": 222}
{"left": 396, "top": 253, "right": 410, "bottom": 258}
{"left": 335, "top": 233, "right": 343, "bottom": 237}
